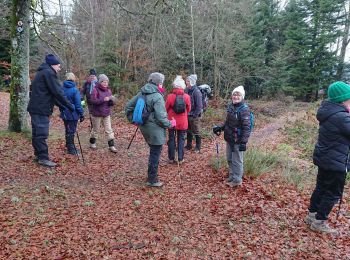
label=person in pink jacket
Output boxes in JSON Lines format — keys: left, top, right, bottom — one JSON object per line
{"left": 165, "top": 75, "right": 191, "bottom": 164}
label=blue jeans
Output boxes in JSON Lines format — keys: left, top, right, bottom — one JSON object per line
{"left": 30, "top": 113, "right": 50, "bottom": 160}
{"left": 168, "top": 129, "right": 186, "bottom": 161}
{"left": 148, "top": 144, "right": 162, "bottom": 183}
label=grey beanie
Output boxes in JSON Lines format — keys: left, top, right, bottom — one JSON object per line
{"left": 98, "top": 74, "right": 109, "bottom": 83}
{"left": 148, "top": 72, "right": 165, "bottom": 85}
{"left": 187, "top": 74, "right": 197, "bottom": 86}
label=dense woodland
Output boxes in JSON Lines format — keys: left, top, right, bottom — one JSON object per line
{"left": 1, "top": 0, "right": 350, "bottom": 131}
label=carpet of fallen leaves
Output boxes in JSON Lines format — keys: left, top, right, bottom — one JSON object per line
{"left": 0, "top": 92, "right": 349, "bottom": 259}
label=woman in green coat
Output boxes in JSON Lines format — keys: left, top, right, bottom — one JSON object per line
{"left": 125, "top": 72, "right": 176, "bottom": 187}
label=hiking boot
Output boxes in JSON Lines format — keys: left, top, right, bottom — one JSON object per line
{"left": 310, "top": 219, "right": 339, "bottom": 235}
{"left": 178, "top": 159, "right": 184, "bottom": 164}
{"left": 66, "top": 134, "right": 78, "bottom": 155}
{"left": 304, "top": 212, "right": 316, "bottom": 226}
{"left": 146, "top": 181, "right": 163, "bottom": 187}
{"left": 226, "top": 177, "right": 233, "bottom": 182}
{"left": 168, "top": 159, "right": 176, "bottom": 164}
{"left": 195, "top": 135, "right": 201, "bottom": 153}
{"left": 89, "top": 137, "right": 97, "bottom": 149}
{"left": 37, "top": 159, "right": 57, "bottom": 168}
{"left": 108, "top": 139, "right": 117, "bottom": 153}
{"left": 226, "top": 181, "right": 242, "bottom": 187}
{"left": 185, "top": 133, "right": 193, "bottom": 150}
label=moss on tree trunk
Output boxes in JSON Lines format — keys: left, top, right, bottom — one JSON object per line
{"left": 8, "top": 0, "right": 30, "bottom": 132}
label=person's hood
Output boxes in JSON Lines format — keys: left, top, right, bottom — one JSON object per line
{"left": 172, "top": 88, "right": 185, "bottom": 95}
{"left": 37, "top": 63, "right": 54, "bottom": 72}
{"left": 317, "top": 100, "right": 348, "bottom": 123}
{"left": 63, "top": 80, "right": 76, "bottom": 88}
{"left": 141, "top": 83, "right": 158, "bottom": 94}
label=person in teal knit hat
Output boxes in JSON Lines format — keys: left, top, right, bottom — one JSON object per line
{"left": 305, "top": 81, "right": 350, "bottom": 235}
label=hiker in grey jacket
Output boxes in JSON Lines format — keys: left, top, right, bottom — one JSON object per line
{"left": 125, "top": 72, "right": 176, "bottom": 187}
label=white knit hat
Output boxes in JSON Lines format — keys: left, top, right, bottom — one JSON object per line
{"left": 172, "top": 75, "right": 186, "bottom": 89}
{"left": 187, "top": 74, "right": 197, "bottom": 86}
{"left": 232, "top": 85, "right": 245, "bottom": 99}
{"left": 98, "top": 74, "right": 109, "bottom": 83}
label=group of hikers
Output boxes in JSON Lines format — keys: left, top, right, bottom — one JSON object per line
{"left": 26, "top": 54, "right": 348, "bottom": 235}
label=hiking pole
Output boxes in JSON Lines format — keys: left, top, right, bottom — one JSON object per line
{"left": 174, "top": 129, "right": 181, "bottom": 183}
{"left": 76, "top": 129, "right": 85, "bottom": 165}
{"left": 127, "top": 126, "right": 139, "bottom": 149}
{"left": 216, "top": 142, "right": 220, "bottom": 172}
{"left": 336, "top": 195, "right": 343, "bottom": 220}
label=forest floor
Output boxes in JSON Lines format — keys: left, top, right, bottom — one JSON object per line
{"left": 0, "top": 92, "right": 349, "bottom": 259}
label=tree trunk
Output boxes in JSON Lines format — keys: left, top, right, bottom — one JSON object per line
{"left": 9, "top": 0, "right": 30, "bottom": 132}
{"left": 89, "top": 0, "right": 96, "bottom": 67}
{"left": 336, "top": 2, "right": 350, "bottom": 79}
{"left": 190, "top": 4, "right": 196, "bottom": 74}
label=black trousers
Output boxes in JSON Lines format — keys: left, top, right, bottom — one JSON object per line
{"left": 147, "top": 144, "right": 162, "bottom": 183}
{"left": 30, "top": 113, "right": 50, "bottom": 160}
{"left": 309, "top": 167, "right": 346, "bottom": 220}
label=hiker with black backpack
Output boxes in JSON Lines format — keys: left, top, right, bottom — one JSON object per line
{"left": 185, "top": 74, "right": 203, "bottom": 153}
{"left": 125, "top": 72, "right": 176, "bottom": 187}
{"left": 165, "top": 75, "right": 191, "bottom": 164}
{"left": 212, "top": 86, "right": 252, "bottom": 187}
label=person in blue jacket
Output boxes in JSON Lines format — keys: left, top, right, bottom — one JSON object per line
{"left": 60, "top": 72, "right": 84, "bottom": 155}
{"left": 305, "top": 81, "right": 350, "bottom": 235}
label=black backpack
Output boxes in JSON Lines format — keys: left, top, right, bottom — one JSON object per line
{"left": 173, "top": 94, "right": 186, "bottom": 114}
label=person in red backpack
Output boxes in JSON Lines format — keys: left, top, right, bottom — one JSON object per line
{"left": 165, "top": 75, "right": 191, "bottom": 164}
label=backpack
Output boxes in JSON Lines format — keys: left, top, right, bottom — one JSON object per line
{"left": 132, "top": 94, "right": 150, "bottom": 125}
{"left": 236, "top": 104, "right": 254, "bottom": 134}
{"left": 173, "top": 94, "right": 186, "bottom": 114}
{"left": 198, "top": 84, "right": 212, "bottom": 112}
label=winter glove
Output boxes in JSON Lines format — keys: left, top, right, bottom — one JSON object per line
{"left": 239, "top": 143, "right": 247, "bottom": 152}
{"left": 109, "top": 95, "right": 117, "bottom": 103}
{"left": 170, "top": 119, "right": 176, "bottom": 128}
{"left": 213, "top": 125, "right": 223, "bottom": 136}
{"left": 80, "top": 116, "right": 85, "bottom": 123}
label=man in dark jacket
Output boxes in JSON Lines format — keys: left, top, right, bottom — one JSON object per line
{"left": 27, "top": 54, "right": 74, "bottom": 167}
{"left": 305, "top": 81, "right": 350, "bottom": 235}
{"left": 185, "top": 74, "right": 203, "bottom": 153}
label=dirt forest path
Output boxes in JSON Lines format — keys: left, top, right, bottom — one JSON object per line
{"left": 0, "top": 92, "right": 349, "bottom": 258}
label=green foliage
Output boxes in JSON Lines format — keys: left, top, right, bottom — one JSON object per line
{"left": 284, "top": 120, "right": 318, "bottom": 159}
{"left": 244, "top": 148, "right": 279, "bottom": 178}
{"left": 209, "top": 147, "right": 279, "bottom": 178}
{"left": 280, "top": 0, "right": 345, "bottom": 100}
{"left": 281, "top": 161, "right": 317, "bottom": 190}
